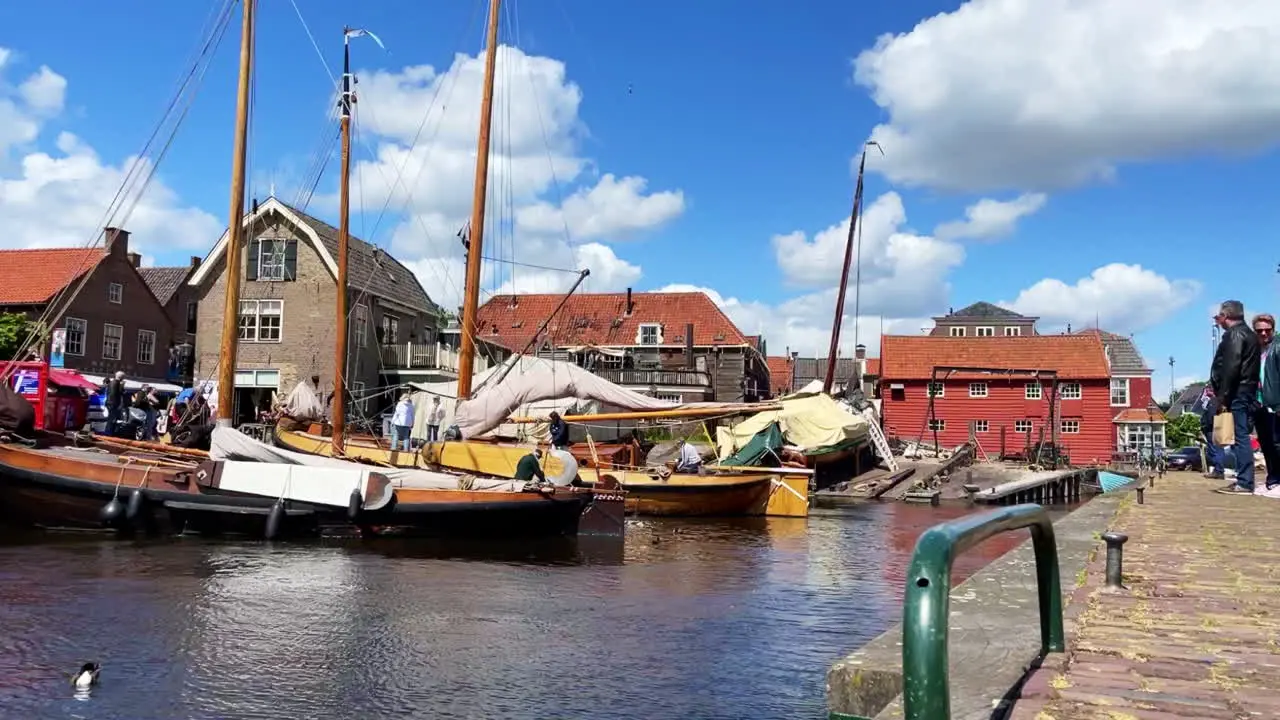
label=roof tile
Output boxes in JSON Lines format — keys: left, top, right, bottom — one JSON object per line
{"left": 476, "top": 291, "right": 747, "bottom": 351}
{"left": 881, "top": 334, "right": 1110, "bottom": 380}
{"left": 138, "top": 266, "right": 190, "bottom": 306}
{"left": 0, "top": 248, "right": 105, "bottom": 305}
{"left": 1073, "top": 328, "right": 1151, "bottom": 373}
{"left": 766, "top": 355, "right": 793, "bottom": 395}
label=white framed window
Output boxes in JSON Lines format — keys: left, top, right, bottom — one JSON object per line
{"left": 1025, "top": 382, "right": 1042, "bottom": 400}
{"left": 1061, "top": 382, "right": 1082, "bottom": 400}
{"left": 108, "top": 282, "right": 123, "bottom": 304}
{"left": 257, "top": 238, "right": 289, "bottom": 281}
{"left": 639, "top": 323, "right": 661, "bottom": 345}
{"left": 1015, "top": 419, "right": 1033, "bottom": 434}
{"left": 973, "top": 420, "right": 989, "bottom": 433}
{"left": 1109, "top": 378, "right": 1130, "bottom": 406}
{"left": 927, "top": 381, "right": 945, "bottom": 397}
{"left": 975, "top": 326, "right": 994, "bottom": 337}
{"left": 969, "top": 382, "right": 988, "bottom": 398}
{"left": 380, "top": 313, "right": 399, "bottom": 344}
{"left": 238, "top": 299, "right": 283, "bottom": 342}
{"left": 1061, "top": 419, "right": 1080, "bottom": 434}
{"left": 653, "top": 393, "right": 682, "bottom": 403}
{"left": 354, "top": 304, "right": 369, "bottom": 348}
{"left": 1004, "top": 326, "right": 1022, "bottom": 337}
{"left": 137, "top": 330, "right": 156, "bottom": 364}
{"left": 927, "top": 418, "right": 946, "bottom": 431}
{"left": 102, "top": 323, "right": 123, "bottom": 360}
{"left": 948, "top": 326, "right": 966, "bottom": 337}
{"left": 64, "top": 317, "right": 86, "bottom": 356}
{"left": 351, "top": 380, "right": 367, "bottom": 414}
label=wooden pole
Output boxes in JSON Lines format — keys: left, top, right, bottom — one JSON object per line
{"left": 215, "top": 0, "right": 255, "bottom": 426}
{"left": 331, "top": 31, "right": 354, "bottom": 455}
{"left": 455, "top": 0, "right": 503, "bottom": 400}
{"left": 823, "top": 147, "right": 868, "bottom": 393}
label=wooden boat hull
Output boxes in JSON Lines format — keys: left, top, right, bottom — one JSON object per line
{"left": 577, "top": 468, "right": 779, "bottom": 517}
{"left": 0, "top": 440, "right": 623, "bottom": 539}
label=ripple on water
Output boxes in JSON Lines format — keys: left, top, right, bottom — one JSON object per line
{"left": 0, "top": 502, "right": 1031, "bottom": 719}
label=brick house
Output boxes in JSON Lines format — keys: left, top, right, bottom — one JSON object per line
{"left": 137, "top": 256, "right": 203, "bottom": 384}
{"left": 878, "top": 333, "right": 1115, "bottom": 464}
{"left": 930, "top": 301, "right": 1039, "bottom": 337}
{"left": 0, "top": 228, "right": 175, "bottom": 386}
{"left": 1073, "top": 328, "right": 1166, "bottom": 451}
{"left": 187, "top": 197, "right": 442, "bottom": 424}
{"left": 474, "top": 289, "right": 769, "bottom": 403}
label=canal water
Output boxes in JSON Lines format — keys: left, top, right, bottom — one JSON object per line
{"left": 0, "top": 503, "right": 1037, "bottom": 720}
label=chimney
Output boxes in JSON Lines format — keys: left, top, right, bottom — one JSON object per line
{"left": 126, "top": 252, "right": 141, "bottom": 268}
{"left": 625, "top": 287, "right": 633, "bottom": 316}
{"left": 104, "top": 227, "right": 130, "bottom": 256}
{"left": 685, "top": 322, "right": 694, "bottom": 369}
{"left": 854, "top": 343, "right": 866, "bottom": 360}
{"left": 190, "top": 256, "right": 201, "bottom": 269}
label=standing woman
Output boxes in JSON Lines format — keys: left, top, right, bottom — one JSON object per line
{"left": 1254, "top": 313, "right": 1280, "bottom": 495}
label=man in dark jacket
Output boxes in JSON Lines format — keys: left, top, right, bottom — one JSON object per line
{"left": 1209, "top": 300, "right": 1261, "bottom": 494}
{"left": 548, "top": 411, "right": 569, "bottom": 450}
{"left": 104, "top": 371, "right": 126, "bottom": 436}
{"left": 1254, "top": 313, "right": 1280, "bottom": 494}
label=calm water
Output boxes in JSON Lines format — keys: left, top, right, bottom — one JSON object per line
{"left": 0, "top": 503, "right": 1036, "bottom": 720}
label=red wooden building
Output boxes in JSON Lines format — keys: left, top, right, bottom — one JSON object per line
{"left": 879, "top": 333, "right": 1115, "bottom": 465}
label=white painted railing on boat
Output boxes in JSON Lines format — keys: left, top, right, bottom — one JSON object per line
{"left": 379, "top": 342, "right": 491, "bottom": 374}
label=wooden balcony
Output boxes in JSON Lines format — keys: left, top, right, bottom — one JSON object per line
{"left": 379, "top": 342, "right": 491, "bottom": 375}
{"left": 593, "top": 368, "right": 712, "bottom": 388}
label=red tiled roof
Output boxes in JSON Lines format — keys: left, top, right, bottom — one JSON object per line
{"left": 766, "top": 355, "right": 793, "bottom": 394}
{"left": 1113, "top": 408, "right": 1167, "bottom": 423}
{"left": 865, "top": 357, "right": 881, "bottom": 376}
{"left": 0, "top": 248, "right": 106, "bottom": 305}
{"left": 475, "top": 291, "right": 749, "bottom": 351}
{"left": 880, "top": 334, "right": 1110, "bottom": 380}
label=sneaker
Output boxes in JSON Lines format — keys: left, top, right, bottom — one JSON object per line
{"left": 1254, "top": 485, "right": 1280, "bottom": 499}
{"left": 1204, "top": 471, "right": 1225, "bottom": 479}
{"left": 1226, "top": 469, "right": 1238, "bottom": 480}
{"left": 1215, "top": 484, "right": 1255, "bottom": 495}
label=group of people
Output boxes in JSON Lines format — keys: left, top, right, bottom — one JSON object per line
{"left": 388, "top": 393, "right": 448, "bottom": 451}
{"left": 101, "top": 371, "right": 212, "bottom": 443}
{"left": 1201, "top": 301, "right": 1280, "bottom": 496}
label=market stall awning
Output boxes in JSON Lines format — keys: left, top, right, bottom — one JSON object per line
{"left": 48, "top": 369, "right": 102, "bottom": 391}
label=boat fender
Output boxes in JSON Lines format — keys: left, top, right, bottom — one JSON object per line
{"left": 125, "top": 488, "right": 148, "bottom": 523}
{"left": 99, "top": 497, "right": 124, "bottom": 528}
{"left": 347, "top": 488, "right": 363, "bottom": 522}
{"left": 264, "top": 500, "right": 285, "bottom": 541}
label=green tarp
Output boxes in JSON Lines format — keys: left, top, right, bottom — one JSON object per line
{"left": 719, "top": 422, "right": 784, "bottom": 466}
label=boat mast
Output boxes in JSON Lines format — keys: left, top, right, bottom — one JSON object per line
{"left": 331, "top": 29, "right": 356, "bottom": 454}
{"left": 455, "top": 0, "right": 503, "bottom": 400}
{"left": 215, "top": 0, "right": 256, "bottom": 426}
{"left": 822, "top": 143, "right": 873, "bottom": 394}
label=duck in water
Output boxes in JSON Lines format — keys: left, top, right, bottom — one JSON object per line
{"left": 72, "top": 662, "right": 100, "bottom": 688}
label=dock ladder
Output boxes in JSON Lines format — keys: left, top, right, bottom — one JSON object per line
{"left": 861, "top": 407, "right": 899, "bottom": 472}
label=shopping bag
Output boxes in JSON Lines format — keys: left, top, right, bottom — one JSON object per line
{"left": 1212, "top": 412, "right": 1235, "bottom": 446}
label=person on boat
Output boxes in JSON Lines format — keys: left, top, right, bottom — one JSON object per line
{"left": 426, "top": 395, "right": 444, "bottom": 442}
{"left": 104, "top": 371, "right": 126, "bottom": 435}
{"left": 515, "top": 448, "right": 547, "bottom": 485}
{"left": 390, "top": 392, "right": 415, "bottom": 452}
{"left": 675, "top": 438, "right": 704, "bottom": 474}
{"left": 548, "top": 411, "right": 569, "bottom": 449}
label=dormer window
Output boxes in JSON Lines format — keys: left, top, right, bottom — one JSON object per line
{"left": 948, "top": 326, "right": 966, "bottom": 337}
{"left": 638, "top": 323, "right": 661, "bottom": 345}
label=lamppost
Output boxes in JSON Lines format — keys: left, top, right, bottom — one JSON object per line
{"left": 1168, "top": 356, "right": 1175, "bottom": 403}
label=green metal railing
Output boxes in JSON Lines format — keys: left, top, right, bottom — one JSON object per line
{"left": 901, "top": 503, "right": 1065, "bottom": 720}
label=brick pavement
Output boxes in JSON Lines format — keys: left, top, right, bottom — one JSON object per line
{"left": 1008, "top": 471, "right": 1280, "bottom": 719}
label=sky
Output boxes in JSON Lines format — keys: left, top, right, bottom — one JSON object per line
{"left": 3, "top": 0, "right": 1279, "bottom": 400}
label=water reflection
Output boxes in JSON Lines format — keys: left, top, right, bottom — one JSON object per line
{"left": 0, "top": 502, "right": 1057, "bottom": 719}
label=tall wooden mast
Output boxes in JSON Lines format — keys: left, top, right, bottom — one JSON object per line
{"left": 215, "top": 0, "right": 256, "bottom": 425}
{"left": 822, "top": 144, "right": 872, "bottom": 394}
{"left": 331, "top": 29, "right": 356, "bottom": 454}
{"left": 455, "top": 0, "right": 503, "bottom": 400}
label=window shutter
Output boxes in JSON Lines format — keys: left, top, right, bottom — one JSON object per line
{"left": 284, "top": 239, "right": 298, "bottom": 280}
{"left": 245, "top": 238, "right": 260, "bottom": 281}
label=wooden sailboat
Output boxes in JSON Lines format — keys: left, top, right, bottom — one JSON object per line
{"left": 0, "top": 1, "right": 623, "bottom": 538}
{"left": 271, "top": 0, "right": 806, "bottom": 518}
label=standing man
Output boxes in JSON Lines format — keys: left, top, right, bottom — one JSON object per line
{"left": 1253, "top": 313, "right": 1280, "bottom": 495}
{"left": 426, "top": 395, "right": 444, "bottom": 443}
{"left": 104, "top": 371, "right": 126, "bottom": 436}
{"left": 1210, "top": 300, "right": 1261, "bottom": 495}
{"left": 390, "top": 392, "right": 415, "bottom": 452}
{"left": 1200, "top": 312, "right": 1228, "bottom": 478}
{"left": 548, "top": 411, "right": 569, "bottom": 450}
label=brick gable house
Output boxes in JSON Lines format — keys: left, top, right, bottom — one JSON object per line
{"left": 879, "top": 333, "right": 1115, "bottom": 464}
{"left": 474, "top": 289, "right": 768, "bottom": 403}
{"left": 930, "top": 301, "right": 1039, "bottom": 338}
{"left": 0, "top": 229, "right": 175, "bottom": 385}
{"left": 187, "top": 197, "right": 442, "bottom": 424}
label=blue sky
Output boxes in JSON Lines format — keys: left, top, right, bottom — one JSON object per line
{"left": 2, "top": 0, "right": 1278, "bottom": 397}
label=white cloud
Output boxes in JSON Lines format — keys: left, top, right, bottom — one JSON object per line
{"left": 336, "top": 46, "right": 683, "bottom": 306}
{"left": 0, "top": 49, "right": 221, "bottom": 257}
{"left": 934, "top": 193, "right": 1046, "bottom": 241}
{"left": 1005, "top": 263, "right": 1201, "bottom": 334}
{"left": 854, "top": 0, "right": 1280, "bottom": 191}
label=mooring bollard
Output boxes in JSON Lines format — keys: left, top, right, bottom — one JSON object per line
{"left": 1102, "top": 532, "right": 1128, "bottom": 589}
{"left": 1136, "top": 486, "right": 1145, "bottom": 504}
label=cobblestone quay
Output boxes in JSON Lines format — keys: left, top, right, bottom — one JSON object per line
{"left": 1010, "top": 471, "right": 1280, "bottom": 719}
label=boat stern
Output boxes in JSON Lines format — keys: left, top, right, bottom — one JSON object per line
{"left": 578, "top": 475, "right": 626, "bottom": 537}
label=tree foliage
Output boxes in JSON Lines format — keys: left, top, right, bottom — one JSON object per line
{"left": 0, "top": 312, "right": 37, "bottom": 361}
{"left": 1165, "top": 412, "right": 1201, "bottom": 449}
